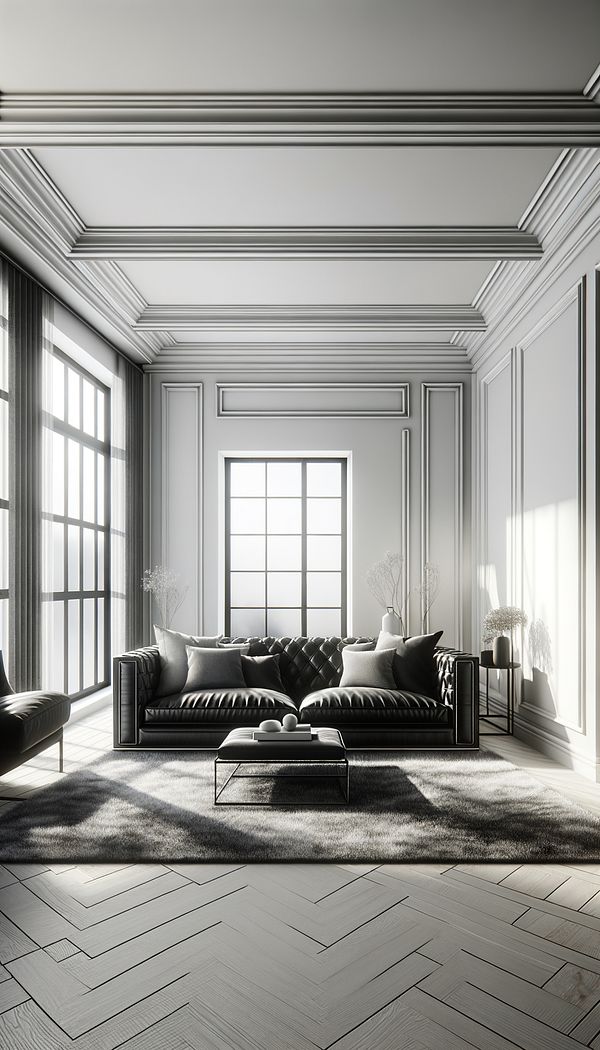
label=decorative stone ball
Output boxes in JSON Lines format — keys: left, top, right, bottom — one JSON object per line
{"left": 258, "top": 719, "right": 282, "bottom": 733}
{"left": 282, "top": 713, "right": 298, "bottom": 732}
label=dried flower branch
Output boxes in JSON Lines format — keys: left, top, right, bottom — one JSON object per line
{"left": 366, "top": 552, "right": 441, "bottom": 635}
{"left": 366, "top": 551, "right": 407, "bottom": 632}
{"left": 417, "top": 562, "right": 440, "bottom": 632}
{"left": 142, "top": 565, "right": 189, "bottom": 628}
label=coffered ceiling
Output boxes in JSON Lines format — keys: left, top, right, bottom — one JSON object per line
{"left": 0, "top": 0, "right": 599, "bottom": 369}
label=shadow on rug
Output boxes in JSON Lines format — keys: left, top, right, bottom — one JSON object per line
{"left": 1, "top": 748, "right": 599, "bottom": 862}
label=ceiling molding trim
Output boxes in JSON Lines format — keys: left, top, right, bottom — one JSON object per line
{"left": 2, "top": 92, "right": 600, "bottom": 146}
{"left": 458, "top": 148, "right": 600, "bottom": 366}
{"left": 70, "top": 225, "right": 543, "bottom": 261}
{"left": 134, "top": 304, "right": 486, "bottom": 332}
{"left": 584, "top": 62, "right": 600, "bottom": 102}
{"left": 0, "top": 149, "right": 161, "bottom": 361}
{"left": 147, "top": 341, "right": 471, "bottom": 374}
{"left": 146, "top": 358, "right": 472, "bottom": 375}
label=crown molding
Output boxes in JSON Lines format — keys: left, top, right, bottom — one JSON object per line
{"left": 69, "top": 225, "right": 542, "bottom": 261}
{"left": 0, "top": 149, "right": 161, "bottom": 361}
{"left": 1, "top": 92, "right": 600, "bottom": 146}
{"left": 459, "top": 148, "right": 600, "bottom": 367}
{"left": 584, "top": 62, "right": 600, "bottom": 102}
{"left": 146, "top": 341, "right": 472, "bottom": 374}
{"left": 134, "top": 304, "right": 486, "bottom": 332}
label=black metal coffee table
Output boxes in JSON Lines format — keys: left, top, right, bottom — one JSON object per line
{"left": 214, "top": 726, "right": 349, "bottom": 805}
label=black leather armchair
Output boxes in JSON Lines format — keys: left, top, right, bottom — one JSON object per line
{"left": 0, "top": 652, "right": 71, "bottom": 785}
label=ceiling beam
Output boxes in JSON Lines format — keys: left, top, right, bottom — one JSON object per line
{"left": 70, "top": 226, "right": 543, "bottom": 260}
{"left": 1, "top": 93, "right": 600, "bottom": 146}
{"left": 134, "top": 305, "right": 486, "bottom": 331}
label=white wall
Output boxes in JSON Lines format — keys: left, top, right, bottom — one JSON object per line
{"left": 147, "top": 371, "right": 471, "bottom": 646}
{"left": 474, "top": 240, "right": 599, "bottom": 779}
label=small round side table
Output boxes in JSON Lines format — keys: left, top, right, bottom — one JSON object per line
{"left": 479, "top": 654, "right": 520, "bottom": 735}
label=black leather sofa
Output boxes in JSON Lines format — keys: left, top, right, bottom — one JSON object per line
{"left": 114, "top": 636, "right": 478, "bottom": 750}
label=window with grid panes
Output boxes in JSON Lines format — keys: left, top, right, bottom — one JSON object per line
{"left": 41, "top": 350, "right": 110, "bottom": 699}
{"left": 0, "top": 305, "right": 7, "bottom": 657}
{"left": 225, "top": 458, "right": 347, "bottom": 637}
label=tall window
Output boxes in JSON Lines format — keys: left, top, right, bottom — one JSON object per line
{"left": 225, "top": 457, "right": 347, "bottom": 637}
{"left": 42, "top": 351, "right": 110, "bottom": 698}
{"left": 0, "top": 302, "right": 7, "bottom": 657}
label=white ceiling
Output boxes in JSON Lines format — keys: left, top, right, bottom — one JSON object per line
{"left": 2, "top": 0, "right": 599, "bottom": 92}
{"left": 31, "top": 147, "right": 562, "bottom": 227}
{"left": 1, "top": 0, "right": 599, "bottom": 365}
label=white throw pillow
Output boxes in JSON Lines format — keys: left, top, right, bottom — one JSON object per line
{"left": 154, "top": 625, "right": 222, "bottom": 696}
{"left": 339, "top": 647, "right": 396, "bottom": 689}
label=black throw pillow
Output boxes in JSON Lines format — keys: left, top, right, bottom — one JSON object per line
{"left": 241, "top": 654, "right": 287, "bottom": 694}
{"left": 376, "top": 629, "right": 443, "bottom": 697}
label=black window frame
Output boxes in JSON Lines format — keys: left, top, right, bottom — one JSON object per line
{"left": 0, "top": 311, "right": 7, "bottom": 632}
{"left": 224, "top": 456, "right": 348, "bottom": 638}
{"left": 41, "top": 348, "right": 111, "bottom": 700}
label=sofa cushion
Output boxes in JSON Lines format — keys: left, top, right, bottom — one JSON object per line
{"left": 299, "top": 687, "right": 450, "bottom": 724}
{"left": 223, "top": 636, "right": 373, "bottom": 701}
{"left": 339, "top": 647, "right": 396, "bottom": 689}
{"left": 0, "top": 691, "right": 71, "bottom": 754}
{"left": 154, "top": 626, "right": 222, "bottom": 697}
{"left": 144, "top": 688, "right": 298, "bottom": 725}
{"left": 376, "top": 630, "right": 443, "bottom": 697}
{"left": 184, "top": 646, "right": 246, "bottom": 691}
{"left": 241, "top": 654, "right": 286, "bottom": 693}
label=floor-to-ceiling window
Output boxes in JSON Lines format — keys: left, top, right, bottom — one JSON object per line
{"left": 41, "top": 350, "right": 111, "bottom": 698}
{"left": 0, "top": 296, "right": 7, "bottom": 658}
{"left": 224, "top": 457, "right": 347, "bottom": 637}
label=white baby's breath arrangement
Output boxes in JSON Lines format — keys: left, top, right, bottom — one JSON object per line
{"left": 482, "top": 605, "right": 528, "bottom": 644}
{"left": 142, "top": 566, "right": 188, "bottom": 628}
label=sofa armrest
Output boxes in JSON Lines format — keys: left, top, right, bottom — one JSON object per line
{"left": 113, "top": 645, "right": 161, "bottom": 747}
{"left": 434, "top": 647, "right": 479, "bottom": 747}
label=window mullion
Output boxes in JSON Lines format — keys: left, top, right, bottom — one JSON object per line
{"left": 301, "top": 461, "right": 307, "bottom": 636}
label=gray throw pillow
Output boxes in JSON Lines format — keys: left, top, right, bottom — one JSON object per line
{"left": 376, "top": 629, "right": 443, "bottom": 696}
{"left": 184, "top": 646, "right": 246, "bottom": 691}
{"left": 343, "top": 641, "right": 375, "bottom": 652}
{"left": 339, "top": 647, "right": 396, "bottom": 689}
{"left": 154, "top": 625, "right": 222, "bottom": 697}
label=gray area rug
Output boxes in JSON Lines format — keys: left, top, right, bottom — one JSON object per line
{"left": 1, "top": 748, "right": 599, "bottom": 862}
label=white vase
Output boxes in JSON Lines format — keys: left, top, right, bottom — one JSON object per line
{"left": 381, "top": 609, "right": 402, "bottom": 635}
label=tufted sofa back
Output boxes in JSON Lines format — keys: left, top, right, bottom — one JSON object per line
{"left": 224, "top": 636, "right": 372, "bottom": 702}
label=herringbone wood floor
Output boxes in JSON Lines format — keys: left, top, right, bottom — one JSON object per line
{"left": 2, "top": 702, "right": 600, "bottom": 1048}
{"left": 2, "top": 859, "right": 600, "bottom": 1048}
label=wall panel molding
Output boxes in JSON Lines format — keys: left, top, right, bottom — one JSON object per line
{"left": 216, "top": 382, "right": 409, "bottom": 418}
{"left": 2, "top": 92, "right": 600, "bottom": 146}
{"left": 420, "top": 382, "right": 464, "bottom": 646}
{"left": 401, "top": 428, "right": 411, "bottom": 634}
{"left": 70, "top": 225, "right": 542, "bottom": 261}
{"left": 161, "top": 382, "right": 203, "bottom": 632}
{"left": 515, "top": 282, "right": 586, "bottom": 735}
